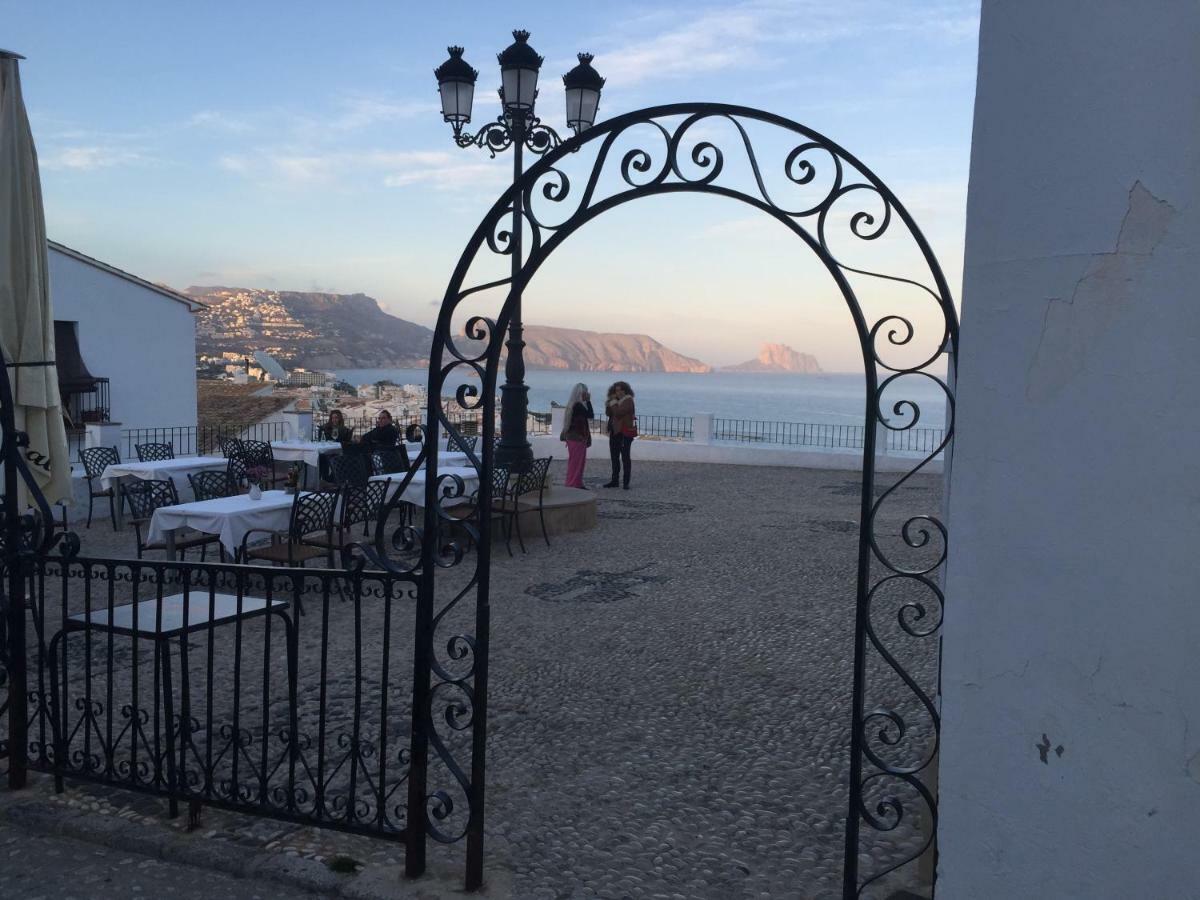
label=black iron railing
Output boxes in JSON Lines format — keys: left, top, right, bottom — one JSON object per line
{"left": 712, "top": 418, "right": 945, "bottom": 453}
{"left": 23, "top": 555, "right": 418, "bottom": 842}
{"left": 585, "top": 415, "right": 694, "bottom": 440}
{"left": 116, "top": 422, "right": 291, "bottom": 460}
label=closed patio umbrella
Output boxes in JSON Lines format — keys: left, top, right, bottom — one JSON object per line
{"left": 0, "top": 50, "right": 71, "bottom": 509}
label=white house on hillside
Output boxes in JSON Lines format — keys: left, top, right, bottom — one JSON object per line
{"left": 48, "top": 241, "right": 202, "bottom": 445}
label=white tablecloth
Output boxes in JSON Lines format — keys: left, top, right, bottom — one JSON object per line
{"left": 271, "top": 440, "right": 343, "bottom": 469}
{"left": 371, "top": 465, "right": 480, "bottom": 508}
{"left": 402, "top": 443, "right": 471, "bottom": 467}
{"left": 147, "top": 490, "right": 299, "bottom": 556}
{"left": 100, "top": 456, "right": 227, "bottom": 492}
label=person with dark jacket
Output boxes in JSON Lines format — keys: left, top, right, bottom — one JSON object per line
{"left": 317, "top": 409, "right": 353, "bottom": 482}
{"left": 360, "top": 410, "right": 400, "bottom": 447}
{"left": 559, "top": 383, "right": 594, "bottom": 489}
{"left": 603, "top": 381, "right": 635, "bottom": 489}
{"left": 318, "top": 409, "right": 353, "bottom": 443}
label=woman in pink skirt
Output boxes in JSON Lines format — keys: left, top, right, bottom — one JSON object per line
{"left": 560, "top": 383, "right": 594, "bottom": 488}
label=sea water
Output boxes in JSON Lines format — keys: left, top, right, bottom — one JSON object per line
{"left": 329, "top": 368, "right": 949, "bottom": 430}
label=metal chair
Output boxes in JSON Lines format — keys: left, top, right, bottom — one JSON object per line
{"left": 329, "top": 453, "right": 370, "bottom": 487}
{"left": 123, "top": 479, "right": 220, "bottom": 561}
{"left": 225, "top": 455, "right": 250, "bottom": 491}
{"left": 448, "top": 463, "right": 512, "bottom": 556}
{"left": 241, "top": 490, "right": 339, "bottom": 567}
{"left": 135, "top": 442, "right": 174, "bottom": 462}
{"left": 187, "top": 470, "right": 236, "bottom": 502}
{"left": 80, "top": 446, "right": 120, "bottom": 529}
{"left": 304, "top": 479, "right": 391, "bottom": 563}
{"left": 447, "top": 432, "right": 478, "bottom": 454}
{"left": 507, "top": 456, "right": 552, "bottom": 553}
{"left": 240, "top": 439, "right": 286, "bottom": 488}
{"left": 370, "top": 445, "right": 409, "bottom": 476}
{"left": 217, "top": 437, "right": 243, "bottom": 459}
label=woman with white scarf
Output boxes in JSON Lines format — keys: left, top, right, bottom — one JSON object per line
{"left": 559, "top": 382, "right": 594, "bottom": 489}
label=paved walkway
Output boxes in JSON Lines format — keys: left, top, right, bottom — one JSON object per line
{"left": 24, "top": 456, "right": 942, "bottom": 899}
{"left": 0, "top": 822, "right": 320, "bottom": 899}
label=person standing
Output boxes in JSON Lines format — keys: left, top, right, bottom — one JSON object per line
{"left": 560, "top": 383, "right": 594, "bottom": 489}
{"left": 603, "top": 381, "right": 636, "bottom": 489}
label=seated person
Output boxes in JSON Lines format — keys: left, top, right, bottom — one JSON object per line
{"left": 318, "top": 409, "right": 353, "bottom": 443}
{"left": 360, "top": 410, "right": 400, "bottom": 448}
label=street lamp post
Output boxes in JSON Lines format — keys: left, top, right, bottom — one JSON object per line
{"left": 435, "top": 32, "right": 604, "bottom": 470}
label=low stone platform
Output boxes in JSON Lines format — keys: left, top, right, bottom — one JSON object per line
{"left": 512, "top": 485, "right": 596, "bottom": 540}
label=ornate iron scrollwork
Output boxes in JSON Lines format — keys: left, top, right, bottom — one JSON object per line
{"left": 384, "top": 102, "right": 956, "bottom": 896}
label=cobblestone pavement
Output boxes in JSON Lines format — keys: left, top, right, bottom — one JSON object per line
{"left": 0, "top": 821, "right": 321, "bottom": 898}
{"left": 23, "top": 456, "right": 942, "bottom": 899}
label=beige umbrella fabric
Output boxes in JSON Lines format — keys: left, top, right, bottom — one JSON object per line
{"left": 0, "top": 52, "right": 71, "bottom": 509}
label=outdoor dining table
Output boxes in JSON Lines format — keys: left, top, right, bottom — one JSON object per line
{"left": 100, "top": 456, "right": 228, "bottom": 529}
{"left": 270, "top": 440, "right": 343, "bottom": 469}
{"left": 403, "top": 443, "right": 471, "bottom": 467}
{"left": 371, "top": 465, "right": 480, "bottom": 508}
{"left": 147, "top": 490, "right": 301, "bottom": 559}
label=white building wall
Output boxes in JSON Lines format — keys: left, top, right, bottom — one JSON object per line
{"left": 939, "top": 2, "right": 1200, "bottom": 896}
{"left": 48, "top": 248, "right": 198, "bottom": 432}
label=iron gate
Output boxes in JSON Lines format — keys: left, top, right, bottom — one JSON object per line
{"left": 385, "top": 102, "right": 959, "bottom": 896}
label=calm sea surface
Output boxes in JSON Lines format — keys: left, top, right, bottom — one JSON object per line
{"left": 330, "top": 369, "right": 948, "bottom": 430}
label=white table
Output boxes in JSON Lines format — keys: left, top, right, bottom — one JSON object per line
{"left": 100, "top": 456, "right": 228, "bottom": 528}
{"left": 270, "top": 440, "right": 343, "bottom": 469}
{"left": 147, "top": 490, "right": 300, "bottom": 558}
{"left": 372, "top": 465, "right": 480, "bottom": 508}
{"left": 403, "top": 443, "right": 471, "bottom": 467}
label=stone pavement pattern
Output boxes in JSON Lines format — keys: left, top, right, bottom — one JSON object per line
{"left": 0, "top": 821, "right": 322, "bottom": 898}
{"left": 18, "top": 456, "right": 941, "bottom": 899}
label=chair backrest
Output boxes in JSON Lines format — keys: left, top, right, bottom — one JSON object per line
{"left": 491, "top": 463, "right": 511, "bottom": 497}
{"left": 218, "top": 437, "right": 243, "bottom": 459}
{"left": 135, "top": 442, "right": 174, "bottom": 462}
{"left": 515, "top": 457, "right": 551, "bottom": 497}
{"left": 123, "top": 478, "right": 178, "bottom": 521}
{"left": 289, "top": 490, "right": 338, "bottom": 538}
{"left": 226, "top": 455, "right": 249, "bottom": 489}
{"left": 240, "top": 439, "right": 273, "bottom": 467}
{"left": 80, "top": 445, "right": 120, "bottom": 480}
{"left": 329, "top": 453, "right": 370, "bottom": 486}
{"left": 341, "top": 479, "right": 389, "bottom": 529}
{"left": 370, "top": 446, "right": 409, "bottom": 476}
{"left": 188, "top": 470, "right": 235, "bottom": 502}
{"left": 447, "top": 432, "right": 478, "bottom": 454}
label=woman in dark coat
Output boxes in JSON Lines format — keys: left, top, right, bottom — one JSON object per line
{"left": 559, "top": 383, "right": 594, "bottom": 488}
{"left": 603, "top": 381, "right": 635, "bottom": 489}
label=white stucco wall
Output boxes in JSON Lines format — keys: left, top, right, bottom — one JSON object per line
{"left": 48, "top": 247, "right": 198, "bottom": 433}
{"left": 939, "top": 2, "right": 1200, "bottom": 896}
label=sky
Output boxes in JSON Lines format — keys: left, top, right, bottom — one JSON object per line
{"left": 4, "top": 0, "right": 981, "bottom": 371}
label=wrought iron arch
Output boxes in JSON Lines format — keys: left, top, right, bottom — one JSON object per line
{"left": 375, "top": 102, "right": 958, "bottom": 897}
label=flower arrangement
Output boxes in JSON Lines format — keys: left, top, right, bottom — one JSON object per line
{"left": 245, "top": 465, "right": 271, "bottom": 490}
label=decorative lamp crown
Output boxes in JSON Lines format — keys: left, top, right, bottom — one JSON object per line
{"left": 562, "top": 52, "right": 605, "bottom": 135}
{"left": 434, "top": 46, "right": 478, "bottom": 131}
{"left": 497, "top": 29, "right": 543, "bottom": 114}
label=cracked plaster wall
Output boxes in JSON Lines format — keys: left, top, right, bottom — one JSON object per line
{"left": 939, "top": 1, "right": 1200, "bottom": 897}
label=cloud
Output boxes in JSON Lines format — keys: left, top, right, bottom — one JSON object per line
{"left": 41, "top": 145, "right": 148, "bottom": 171}
{"left": 215, "top": 146, "right": 507, "bottom": 191}
{"left": 593, "top": 0, "right": 978, "bottom": 87}
{"left": 187, "top": 110, "right": 255, "bottom": 133}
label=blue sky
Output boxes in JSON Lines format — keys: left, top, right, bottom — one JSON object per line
{"left": 6, "top": 0, "right": 980, "bottom": 369}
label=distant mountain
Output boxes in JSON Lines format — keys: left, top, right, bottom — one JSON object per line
{"left": 518, "top": 325, "right": 711, "bottom": 373}
{"left": 724, "top": 343, "right": 822, "bottom": 374}
{"left": 187, "top": 286, "right": 712, "bottom": 374}
{"left": 188, "top": 286, "right": 433, "bottom": 368}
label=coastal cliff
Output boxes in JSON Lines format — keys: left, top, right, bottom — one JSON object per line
{"left": 724, "top": 343, "right": 822, "bottom": 374}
